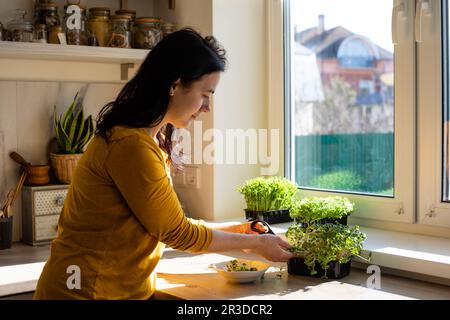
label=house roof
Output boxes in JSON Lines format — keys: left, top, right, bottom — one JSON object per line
{"left": 296, "top": 26, "right": 392, "bottom": 60}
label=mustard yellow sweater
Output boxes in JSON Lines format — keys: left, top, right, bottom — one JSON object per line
{"left": 33, "top": 126, "right": 212, "bottom": 300}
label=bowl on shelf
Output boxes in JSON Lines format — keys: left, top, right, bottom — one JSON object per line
{"left": 211, "top": 259, "right": 270, "bottom": 284}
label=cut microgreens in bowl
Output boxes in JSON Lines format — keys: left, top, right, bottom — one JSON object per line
{"left": 226, "top": 259, "right": 257, "bottom": 272}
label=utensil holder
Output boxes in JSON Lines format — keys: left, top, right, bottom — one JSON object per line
{"left": 0, "top": 216, "right": 13, "bottom": 250}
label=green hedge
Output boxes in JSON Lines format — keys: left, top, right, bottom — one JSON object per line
{"left": 295, "top": 133, "right": 394, "bottom": 195}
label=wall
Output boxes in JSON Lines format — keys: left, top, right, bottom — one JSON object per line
{"left": 211, "top": 0, "right": 268, "bottom": 220}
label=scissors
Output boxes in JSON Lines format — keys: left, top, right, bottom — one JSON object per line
{"left": 249, "top": 219, "right": 275, "bottom": 235}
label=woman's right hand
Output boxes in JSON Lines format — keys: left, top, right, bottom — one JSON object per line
{"left": 207, "top": 229, "right": 296, "bottom": 262}
{"left": 251, "top": 234, "right": 296, "bottom": 262}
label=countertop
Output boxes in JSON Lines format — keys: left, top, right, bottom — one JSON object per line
{"left": 1, "top": 243, "right": 450, "bottom": 300}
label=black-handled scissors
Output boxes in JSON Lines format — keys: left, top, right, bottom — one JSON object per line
{"left": 249, "top": 219, "right": 275, "bottom": 235}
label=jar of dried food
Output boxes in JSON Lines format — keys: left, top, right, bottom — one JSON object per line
{"left": 133, "top": 17, "right": 162, "bottom": 49}
{"left": 7, "top": 9, "right": 34, "bottom": 42}
{"left": 34, "top": 2, "right": 60, "bottom": 32}
{"left": 161, "top": 21, "right": 176, "bottom": 38}
{"left": 34, "top": 24, "right": 47, "bottom": 43}
{"left": 109, "top": 15, "right": 132, "bottom": 48}
{"left": 48, "top": 25, "right": 64, "bottom": 44}
{"left": 115, "top": 9, "right": 136, "bottom": 25}
{"left": 64, "top": 3, "right": 87, "bottom": 45}
{"left": 87, "top": 7, "right": 111, "bottom": 47}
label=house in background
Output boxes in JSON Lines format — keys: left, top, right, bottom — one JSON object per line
{"left": 295, "top": 15, "right": 393, "bottom": 106}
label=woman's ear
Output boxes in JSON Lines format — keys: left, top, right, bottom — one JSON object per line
{"left": 170, "top": 78, "right": 181, "bottom": 96}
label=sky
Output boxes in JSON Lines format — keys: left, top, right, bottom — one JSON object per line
{"left": 292, "top": 0, "right": 394, "bottom": 52}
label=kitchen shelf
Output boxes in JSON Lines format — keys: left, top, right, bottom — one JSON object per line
{"left": 0, "top": 41, "right": 149, "bottom": 64}
{"left": 0, "top": 41, "right": 149, "bottom": 82}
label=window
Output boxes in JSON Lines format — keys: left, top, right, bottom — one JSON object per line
{"left": 417, "top": 0, "right": 450, "bottom": 227}
{"left": 283, "top": 0, "right": 426, "bottom": 225}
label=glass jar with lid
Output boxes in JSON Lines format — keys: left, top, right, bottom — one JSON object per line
{"left": 34, "top": 2, "right": 60, "bottom": 33}
{"left": 7, "top": 9, "right": 34, "bottom": 42}
{"left": 133, "top": 17, "right": 162, "bottom": 49}
{"left": 115, "top": 9, "right": 136, "bottom": 24}
{"left": 34, "top": 24, "right": 47, "bottom": 43}
{"left": 48, "top": 25, "right": 63, "bottom": 44}
{"left": 64, "top": 3, "right": 87, "bottom": 45}
{"left": 161, "top": 21, "right": 177, "bottom": 38}
{"left": 109, "top": 15, "right": 132, "bottom": 48}
{"left": 87, "top": 7, "right": 111, "bottom": 47}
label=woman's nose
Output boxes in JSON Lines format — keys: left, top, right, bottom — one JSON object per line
{"left": 201, "top": 104, "right": 210, "bottom": 112}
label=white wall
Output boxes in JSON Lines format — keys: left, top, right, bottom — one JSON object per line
{"left": 211, "top": 0, "right": 268, "bottom": 220}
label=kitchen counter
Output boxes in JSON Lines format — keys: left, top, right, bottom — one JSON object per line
{"left": 153, "top": 249, "right": 450, "bottom": 300}
{"left": 2, "top": 242, "right": 450, "bottom": 300}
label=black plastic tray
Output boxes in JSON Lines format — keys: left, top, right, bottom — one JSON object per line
{"left": 287, "top": 257, "right": 351, "bottom": 279}
{"left": 296, "top": 215, "right": 348, "bottom": 228}
{"left": 244, "top": 209, "right": 293, "bottom": 224}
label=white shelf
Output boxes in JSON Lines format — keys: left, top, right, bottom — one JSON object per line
{"left": 0, "top": 41, "right": 149, "bottom": 64}
{"left": 0, "top": 41, "right": 149, "bottom": 82}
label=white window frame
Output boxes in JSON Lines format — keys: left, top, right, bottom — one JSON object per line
{"left": 417, "top": 0, "right": 450, "bottom": 228}
{"left": 272, "top": 0, "right": 416, "bottom": 224}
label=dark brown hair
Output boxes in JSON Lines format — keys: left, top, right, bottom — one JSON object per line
{"left": 95, "top": 28, "right": 227, "bottom": 165}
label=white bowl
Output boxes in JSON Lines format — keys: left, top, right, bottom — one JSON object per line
{"left": 212, "top": 259, "right": 270, "bottom": 284}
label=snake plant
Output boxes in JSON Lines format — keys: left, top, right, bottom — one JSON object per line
{"left": 53, "top": 92, "right": 94, "bottom": 154}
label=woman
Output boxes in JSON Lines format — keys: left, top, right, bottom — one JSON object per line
{"left": 34, "top": 28, "right": 295, "bottom": 300}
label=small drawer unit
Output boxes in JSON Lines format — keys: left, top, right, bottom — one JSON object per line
{"left": 22, "top": 184, "right": 69, "bottom": 246}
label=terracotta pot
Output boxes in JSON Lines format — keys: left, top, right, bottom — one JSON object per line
{"left": 49, "top": 153, "right": 83, "bottom": 184}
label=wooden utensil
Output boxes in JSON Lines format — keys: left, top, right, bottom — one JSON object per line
{"left": 9, "top": 151, "right": 50, "bottom": 186}
{"left": 1, "top": 171, "right": 27, "bottom": 219}
{"left": 11, "top": 171, "right": 27, "bottom": 205}
{"left": 9, "top": 152, "right": 31, "bottom": 166}
{"left": 1, "top": 190, "right": 14, "bottom": 219}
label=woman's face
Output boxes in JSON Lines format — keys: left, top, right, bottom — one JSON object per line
{"left": 166, "top": 72, "right": 221, "bottom": 128}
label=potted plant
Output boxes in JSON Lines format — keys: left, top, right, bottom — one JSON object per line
{"left": 289, "top": 196, "right": 354, "bottom": 226}
{"left": 286, "top": 223, "right": 368, "bottom": 279}
{"left": 237, "top": 176, "right": 298, "bottom": 224}
{"left": 49, "top": 92, "right": 94, "bottom": 184}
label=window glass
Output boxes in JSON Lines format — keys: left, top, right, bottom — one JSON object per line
{"left": 291, "top": 0, "right": 394, "bottom": 196}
